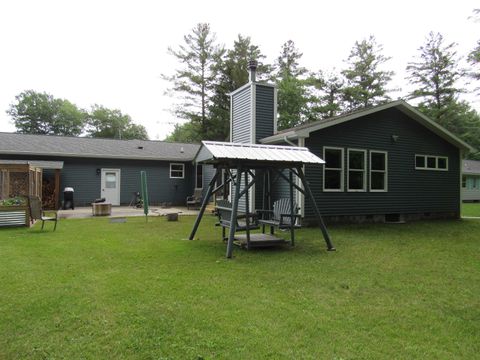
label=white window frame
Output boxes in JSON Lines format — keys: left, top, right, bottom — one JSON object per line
{"left": 323, "top": 146, "right": 344, "bottom": 192}
{"left": 369, "top": 150, "right": 388, "bottom": 192}
{"left": 170, "top": 163, "right": 185, "bottom": 179}
{"left": 347, "top": 148, "right": 367, "bottom": 192}
{"left": 195, "top": 164, "right": 203, "bottom": 189}
{"left": 415, "top": 154, "right": 448, "bottom": 171}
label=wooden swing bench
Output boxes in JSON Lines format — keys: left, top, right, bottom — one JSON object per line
{"left": 215, "top": 199, "right": 287, "bottom": 248}
{"left": 257, "top": 198, "right": 301, "bottom": 234}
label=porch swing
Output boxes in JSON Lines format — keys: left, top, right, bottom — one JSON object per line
{"left": 188, "top": 141, "right": 336, "bottom": 258}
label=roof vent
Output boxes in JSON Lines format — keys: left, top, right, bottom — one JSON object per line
{"left": 137, "top": 146, "right": 144, "bottom": 150}
{"left": 180, "top": 146, "right": 184, "bottom": 153}
{"left": 248, "top": 59, "right": 257, "bottom": 82}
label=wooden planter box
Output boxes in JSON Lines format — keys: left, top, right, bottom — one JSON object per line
{"left": 0, "top": 206, "right": 30, "bottom": 227}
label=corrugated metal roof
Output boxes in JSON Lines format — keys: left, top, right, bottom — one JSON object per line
{"left": 463, "top": 160, "right": 480, "bottom": 174}
{"left": 0, "top": 132, "right": 199, "bottom": 161}
{"left": 0, "top": 160, "right": 64, "bottom": 169}
{"left": 196, "top": 141, "right": 325, "bottom": 165}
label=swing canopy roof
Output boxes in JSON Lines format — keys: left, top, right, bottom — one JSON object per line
{"left": 195, "top": 141, "right": 325, "bottom": 167}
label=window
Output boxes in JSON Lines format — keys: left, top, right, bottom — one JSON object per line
{"left": 415, "top": 155, "right": 448, "bottom": 171}
{"left": 370, "top": 151, "right": 388, "bottom": 191}
{"left": 195, "top": 164, "right": 203, "bottom": 189}
{"left": 323, "top": 147, "right": 344, "bottom": 191}
{"left": 170, "top": 163, "right": 184, "bottom": 179}
{"left": 462, "top": 175, "right": 467, "bottom": 188}
{"left": 105, "top": 172, "right": 117, "bottom": 188}
{"left": 347, "top": 149, "right": 366, "bottom": 191}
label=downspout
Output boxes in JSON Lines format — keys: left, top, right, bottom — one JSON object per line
{"left": 283, "top": 136, "right": 296, "bottom": 147}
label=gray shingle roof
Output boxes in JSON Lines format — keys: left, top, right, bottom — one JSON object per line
{"left": 0, "top": 159, "right": 64, "bottom": 169}
{"left": 0, "top": 132, "right": 199, "bottom": 161}
{"left": 463, "top": 160, "right": 480, "bottom": 174}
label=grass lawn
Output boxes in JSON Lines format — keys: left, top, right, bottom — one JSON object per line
{"left": 462, "top": 202, "right": 480, "bottom": 217}
{"left": 0, "top": 216, "right": 479, "bottom": 359}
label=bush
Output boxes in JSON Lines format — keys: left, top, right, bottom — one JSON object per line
{"left": 0, "top": 197, "right": 27, "bottom": 207}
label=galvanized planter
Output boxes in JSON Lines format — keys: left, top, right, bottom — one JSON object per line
{"left": 0, "top": 206, "right": 30, "bottom": 227}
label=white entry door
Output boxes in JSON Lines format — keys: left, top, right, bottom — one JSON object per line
{"left": 101, "top": 169, "right": 121, "bottom": 205}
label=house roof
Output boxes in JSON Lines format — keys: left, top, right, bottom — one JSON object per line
{"left": 0, "top": 132, "right": 200, "bottom": 161}
{"left": 260, "top": 100, "right": 475, "bottom": 153}
{"left": 463, "top": 160, "right": 480, "bottom": 175}
{"left": 195, "top": 141, "right": 325, "bottom": 166}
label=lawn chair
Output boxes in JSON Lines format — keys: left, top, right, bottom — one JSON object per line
{"left": 28, "top": 196, "right": 58, "bottom": 231}
{"left": 186, "top": 189, "right": 203, "bottom": 210}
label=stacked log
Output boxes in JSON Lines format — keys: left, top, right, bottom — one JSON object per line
{"left": 42, "top": 177, "right": 56, "bottom": 209}
{"left": 9, "top": 172, "right": 28, "bottom": 197}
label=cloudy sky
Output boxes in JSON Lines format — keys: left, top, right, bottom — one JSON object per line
{"left": 0, "top": 0, "right": 478, "bottom": 140}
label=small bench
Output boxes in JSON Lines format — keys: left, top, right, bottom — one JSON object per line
{"left": 257, "top": 198, "right": 301, "bottom": 236}
{"left": 215, "top": 199, "right": 259, "bottom": 241}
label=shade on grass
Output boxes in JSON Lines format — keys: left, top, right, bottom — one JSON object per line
{"left": 0, "top": 215, "right": 479, "bottom": 359}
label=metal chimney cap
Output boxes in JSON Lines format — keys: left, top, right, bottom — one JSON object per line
{"left": 248, "top": 59, "right": 258, "bottom": 70}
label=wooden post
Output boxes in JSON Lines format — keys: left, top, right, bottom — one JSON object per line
{"left": 296, "top": 166, "right": 335, "bottom": 251}
{"left": 189, "top": 168, "right": 219, "bottom": 240}
{"left": 226, "top": 166, "right": 242, "bottom": 259}
{"left": 244, "top": 169, "right": 251, "bottom": 250}
{"left": 289, "top": 168, "right": 295, "bottom": 246}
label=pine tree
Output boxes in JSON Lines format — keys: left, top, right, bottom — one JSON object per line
{"left": 163, "top": 23, "right": 225, "bottom": 141}
{"left": 406, "top": 32, "right": 464, "bottom": 126}
{"left": 208, "top": 34, "right": 271, "bottom": 140}
{"left": 341, "top": 36, "right": 394, "bottom": 110}
{"left": 275, "top": 40, "right": 310, "bottom": 129}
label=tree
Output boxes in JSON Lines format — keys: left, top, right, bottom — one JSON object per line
{"left": 86, "top": 105, "right": 148, "bottom": 140}
{"left": 406, "top": 31, "right": 464, "bottom": 121}
{"left": 274, "top": 40, "right": 311, "bottom": 129}
{"left": 275, "top": 40, "right": 307, "bottom": 78}
{"left": 208, "top": 34, "right": 272, "bottom": 140}
{"left": 341, "top": 36, "right": 394, "bottom": 110}
{"left": 165, "top": 121, "right": 201, "bottom": 143}
{"left": 468, "top": 10, "right": 480, "bottom": 91}
{"left": 7, "top": 90, "right": 85, "bottom": 136}
{"left": 164, "top": 23, "right": 225, "bottom": 141}
{"left": 307, "top": 70, "right": 345, "bottom": 120}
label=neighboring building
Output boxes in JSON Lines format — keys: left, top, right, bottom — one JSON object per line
{"left": 462, "top": 160, "right": 480, "bottom": 202}
{"left": 0, "top": 133, "right": 200, "bottom": 206}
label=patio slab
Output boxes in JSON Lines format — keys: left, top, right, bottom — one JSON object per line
{"left": 58, "top": 206, "right": 199, "bottom": 219}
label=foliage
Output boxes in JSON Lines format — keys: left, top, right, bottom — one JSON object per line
{"left": 468, "top": 10, "right": 480, "bottom": 92}
{"left": 0, "top": 216, "right": 479, "bottom": 358}
{"left": 7, "top": 90, "right": 85, "bottom": 136}
{"left": 341, "top": 36, "right": 394, "bottom": 110}
{"left": 274, "top": 40, "right": 311, "bottom": 129}
{"left": 164, "top": 121, "right": 202, "bottom": 143}
{"left": 208, "top": 34, "right": 272, "bottom": 141}
{"left": 406, "top": 32, "right": 464, "bottom": 113}
{"left": 307, "top": 70, "right": 345, "bottom": 120}
{"left": 163, "top": 23, "right": 225, "bottom": 141}
{"left": 276, "top": 75, "right": 310, "bottom": 129}
{"left": 0, "top": 197, "right": 27, "bottom": 207}
{"left": 85, "top": 105, "right": 148, "bottom": 140}
{"left": 275, "top": 40, "right": 307, "bottom": 78}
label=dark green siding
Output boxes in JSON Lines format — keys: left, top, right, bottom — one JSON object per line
{"left": 255, "top": 85, "right": 275, "bottom": 142}
{"left": 304, "top": 108, "right": 460, "bottom": 218}
{"left": 1, "top": 155, "right": 194, "bottom": 206}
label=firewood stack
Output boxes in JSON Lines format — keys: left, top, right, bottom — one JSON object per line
{"left": 9, "top": 172, "right": 28, "bottom": 197}
{"left": 42, "top": 178, "right": 56, "bottom": 209}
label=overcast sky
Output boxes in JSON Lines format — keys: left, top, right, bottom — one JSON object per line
{"left": 0, "top": 0, "right": 478, "bottom": 140}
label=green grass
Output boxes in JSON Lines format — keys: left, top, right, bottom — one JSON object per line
{"left": 1, "top": 216, "right": 479, "bottom": 359}
{"left": 462, "top": 202, "right": 480, "bottom": 217}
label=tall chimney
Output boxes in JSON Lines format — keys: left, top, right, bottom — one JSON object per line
{"left": 248, "top": 59, "right": 257, "bottom": 82}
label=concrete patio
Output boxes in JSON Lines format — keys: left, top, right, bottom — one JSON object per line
{"left": 58, "top": 206, "right": 199, "bottom": 219}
